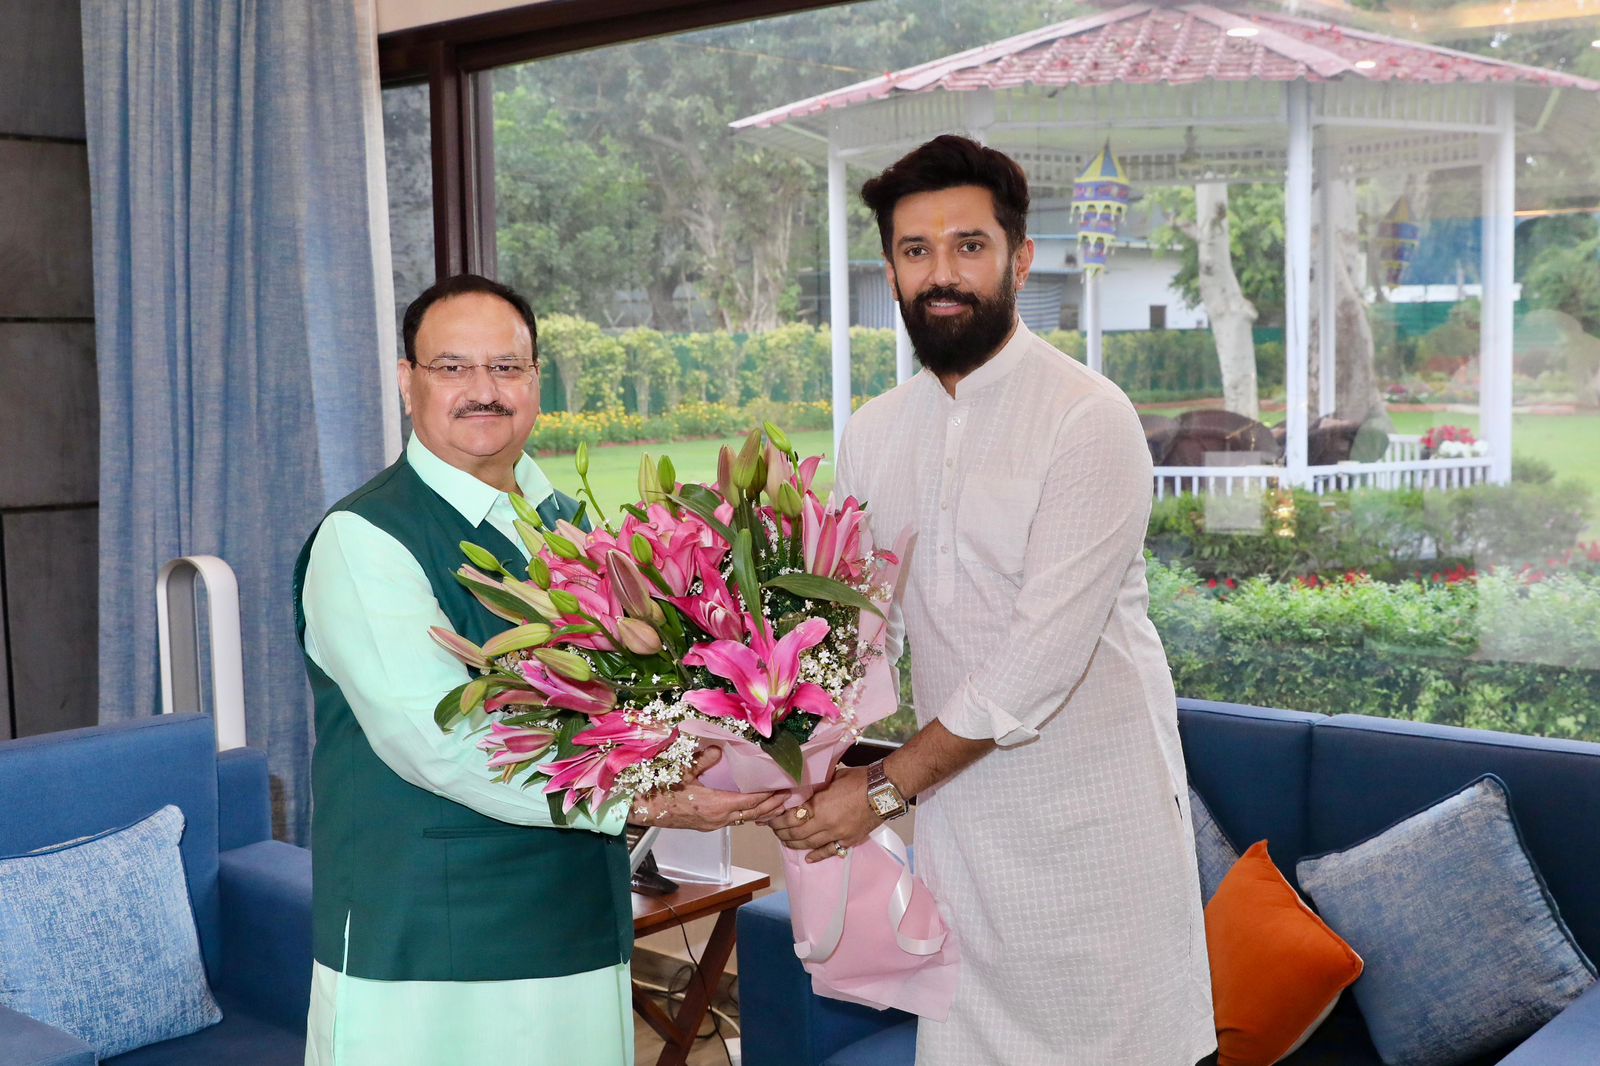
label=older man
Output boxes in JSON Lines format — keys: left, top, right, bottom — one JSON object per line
{"left": 295, "top": 274, "right": 778, "bottom": 1065}
{"left": 770, "top": 137, "right": 1215, "bottom": 1065}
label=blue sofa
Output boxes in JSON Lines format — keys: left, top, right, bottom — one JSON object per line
{"left": 0, "top": 714, "right": 310, "bottom": 1065}
{"left": 738, "top": 699, "right": 1600, "bottom": 1066}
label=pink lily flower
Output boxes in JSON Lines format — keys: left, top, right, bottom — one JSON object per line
{"left": 681, "top": 616, "right": 839, "bottom": 737}
{"left": 669, "top": 562, "right": 745, "bottom": 642}
{"left": 541, "top": 713, "right": 677, "bottom": 813}
{"left": 477, "top": 721, "right": 556, "bottom": 770}
{"left": 515, "top": 659, "right": 616, "bottom": 715}
{"left": 801, "top": 494, "right": 868, "bottom": 582}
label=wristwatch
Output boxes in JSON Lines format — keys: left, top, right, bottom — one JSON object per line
{"left": 866, "top": 760, "right": 909, "bottom": 822}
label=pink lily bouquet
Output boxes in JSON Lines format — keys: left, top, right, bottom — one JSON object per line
{"left": 429, "top": 422, "right": 897, "bottom": 821}
{"left": 429, "top": 423, "right": 960, "bottom": 1018}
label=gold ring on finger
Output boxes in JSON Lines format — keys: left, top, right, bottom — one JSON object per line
{"left": 833, "top": 840, "right": 848, "bottom": 858}
{"left": 795, "top": 806, "right": 810, "bottom": 821}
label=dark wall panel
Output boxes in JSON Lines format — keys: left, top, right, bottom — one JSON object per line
{"left": 3, "top": 508, "right": 99, "bottom": 737}
{"left": 0, "top": 141, "right": 94, "bottom": 319}
{"left": 0, "top": 1, "right": 86, "bottom": 140}
{"left": 0, "top": 323, "right": 98, "bottom": 509}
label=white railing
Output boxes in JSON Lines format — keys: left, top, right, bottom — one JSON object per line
{"left": 1152, "top": 456, "right": 1493, "bottom": 500}
{"left": 1382, "top": 434, "right": 1424, "bottom": 463}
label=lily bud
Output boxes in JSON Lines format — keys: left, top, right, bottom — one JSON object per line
{"left": 528, "top": 556, "right": 552, "bottom": 590}
{"left": 543, "top": 532, "right": 581, "bottom": 561}
{"left": 765, "top": 443, "right": 794, "bottom": 502}
{"left": 481, "top": 623, "right": 554, "bottom": 659}
{"left": 615, "top": 616, "right": 664, "bottom": 656}
{"left": 607, "top": 550, "right": 665, "bottom": 626}
{"left": 460, "top": 540, "right": 508, "bottom": 576}
{"left": 630, "top": 532, "right": 655, "bottom": 568}
{"left": 717, "top": 445, "right": 739, "bottom": 503}
{"left": 733, "top": 430, "right": 762, "bottom": 495}
{"left": 775, "top": 482, "right": 804, "bottom": 519}
{"left": 638, "top": 453, "right": 664, "bottom": 505}
{"left": 510, "top": 493, "right": 541, "bottom": 527}
{"left": 548, "top": 588, "right": 582, "bottom": 616}
{"left": 763, "top": 420, "right": 793, "bottom": 456}
{"left": 575, "top": 441, "right": 590, "bottom": 478}
{"left": 428, "top": 626, "right": 488, "bottom": 670}
{"left": 513, "top": 519, "right": 544, "bottom": 559}
{"left": 656, "top": 455, "right": 676, "bottom": 495}
{"left": 532, "top": 647, "right": 593, "bottom": 682}
{"left": 503, "top": 579, "right": 558, "bottom": 619}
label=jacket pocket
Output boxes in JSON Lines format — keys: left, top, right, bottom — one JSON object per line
{"left": 955, "top": 476, "right": 1041, "bottom": 577}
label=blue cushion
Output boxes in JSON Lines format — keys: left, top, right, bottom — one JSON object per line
{"left": 0, "top": 805, "right": 223, "bottom": 1057}
{"left": 1178, "top": 699, "right": 1317, "bottom": 892}
{"left": 103, "top": 994, "right": 301, "bottom": 1066}
{"left": 1297, "top": 775, "right": 1595, "bottom": 1066}
{"left": 821, "top": 1020, "right": 917, "bottom": 1066}
{"left": 1188, "top": 785, "right": 1238, "bottom": 906}
{"left": 1307, "top": 713, "right": 1600, "bottom": 964}
{"left": 0, "top": 715, "right": 222, "bottom": 977}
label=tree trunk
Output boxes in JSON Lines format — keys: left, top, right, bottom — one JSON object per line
{"left": 1195, "top": 183, "right": 1260, "bottom": 420}
{"left": 632, "top": 373, "right": 651, "bottom": 418}
{"left": 1326, "top": 178, "right": 1384, "bottom": 421}
{"left": 645, "top": 273, "right": 686, "bottom": 333}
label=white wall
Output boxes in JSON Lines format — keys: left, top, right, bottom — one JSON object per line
{"left": 376, "top": 0, "right": 543, "bottom": 34}
{"left": 1097, "top": 251, "right": 1208, "bottom": 331}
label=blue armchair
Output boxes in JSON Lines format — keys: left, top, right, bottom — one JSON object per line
{"left": 740, "top": 700, "right": 1600, "bottom": 1065}
{"left": 0, "top": 714, "right": 310, "bottom": 1065}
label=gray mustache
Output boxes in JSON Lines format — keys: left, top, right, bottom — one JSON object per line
{"left": 453, "top": 401, "right": 514, "bottom": 417}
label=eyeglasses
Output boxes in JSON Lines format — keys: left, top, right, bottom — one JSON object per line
{"left": 414, "top": 360, "right": 537, "bottom": 385}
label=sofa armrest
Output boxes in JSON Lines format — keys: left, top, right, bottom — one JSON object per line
{"left": 0, "top": 1005, "right": 94, "bottom": 1066}
{"left": 737, "top": 892, "right": 913, "bottom": 1066}
{"left": 217, "top": 746, "right": 273, "bottom": 850}
{"left": 216, "top": 839, "right": 312, "bottom": 1031}
{"left": 1498, "top": 980, "right": 1600, "bottom": 1064}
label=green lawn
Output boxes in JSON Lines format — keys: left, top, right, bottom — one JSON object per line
{"left": 534, "top": 429, "right": 838, "bottom": 521}
{"left": 531, "top": 411, "right": 1598, "bottom": 536}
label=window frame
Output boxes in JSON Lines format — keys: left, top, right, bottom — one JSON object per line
{"left": 377, "top": 0, "right": 855, "bottom": 280}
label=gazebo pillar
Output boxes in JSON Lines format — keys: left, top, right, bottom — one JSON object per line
{"left": 827, "top": 132, "right": 852, "bottom": 453}
{"left": 1480, "top": 86, "right": 1516, "bottom": 484}
{"left": 894, "top": 304, "right": 914, "bottom": 384}
{"left": 1283, "top": 81, "right": 1314, "bottom": 486}
{"left": 1085, "top": 272, "right": 1104, "bottom": 374}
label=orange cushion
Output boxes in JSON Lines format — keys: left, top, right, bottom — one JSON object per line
{"left": 1206, "top": 841, "right": 1364, "bottom": 1066}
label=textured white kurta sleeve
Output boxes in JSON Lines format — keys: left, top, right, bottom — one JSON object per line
{"left": 302, "top": 510, "right": 625, "bottom": 834}
{"left": 936, "top": 395, "right": 1154, "bottom": 746}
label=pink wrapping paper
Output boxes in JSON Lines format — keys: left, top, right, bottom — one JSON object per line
{"left": 675, "top": 543, "right": 962, "bottom": 1018}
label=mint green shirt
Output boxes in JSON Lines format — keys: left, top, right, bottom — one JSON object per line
{"left": 301, "top": 434, "right": 631, "bottom": 1065}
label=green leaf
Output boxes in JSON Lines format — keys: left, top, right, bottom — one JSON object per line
{"left": 460, "top": 540, "right": 509, "bottom": 576}
{"left": 434, "top": 681, "right": 474, "bottom": 731}
{"left": 672, "top": 485, "right": 736, "bottom": 544}
{"left": 760, "top": 730, "right": 805, "bottom": 784}
{"left": 732, "top": 528, "right": 765, "bottom": 638}
{"left": 764, "top": 572, "right": 886, "bottom": 620}
{"left": 621, "top": 503, "right": 651, "bottom": 524}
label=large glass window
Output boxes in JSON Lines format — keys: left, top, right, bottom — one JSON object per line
{"left": 389, "top": 1, "right": 1600, "bottom": 745}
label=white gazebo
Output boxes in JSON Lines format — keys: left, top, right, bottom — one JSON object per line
{"left": 732, "top": 2, "right": 1600, "bottom": 493}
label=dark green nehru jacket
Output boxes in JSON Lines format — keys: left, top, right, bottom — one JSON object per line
{"left": 292, "top": 455, "right": 631, "bottom": 981}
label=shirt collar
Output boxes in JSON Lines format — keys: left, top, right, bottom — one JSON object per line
{"left": 406, "top": 433, "right": 555, "bottom": 527}
{"left": 921, "top": 318, "right": 1034, "bottom": 402}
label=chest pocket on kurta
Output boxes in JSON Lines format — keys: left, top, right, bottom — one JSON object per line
{"left": 955, "top": 476, "right": 1041, "bottom": 579}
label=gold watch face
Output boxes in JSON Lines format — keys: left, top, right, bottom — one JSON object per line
{"left": 870, "top": 789, "right": 901, "bottom": 817}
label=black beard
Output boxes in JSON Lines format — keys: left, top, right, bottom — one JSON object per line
{"left": 898, "top": 270, "right": 1017, "bottom": 378}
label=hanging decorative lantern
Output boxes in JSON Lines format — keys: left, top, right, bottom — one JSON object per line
{"left": 1377, "top": 196, "right": 1421, "bottom": 286}
{"left": 1071, "top": 141, "right": 1132, "bottom": 275}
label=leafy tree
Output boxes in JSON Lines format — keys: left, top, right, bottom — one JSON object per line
{"left": 1153, "top": 184, "right": 1286, "bottom": 326}
{"left": 684, "top": 331, "right": 743, "bottom": 406}
{"left": 493, "top": 86, "right": 656, "bottom": 321}
{"left": 618, "top": 327, "right": 680, "bottom": 417}
{"left": 539, "top": 314, "right": 627, "bottom": 412}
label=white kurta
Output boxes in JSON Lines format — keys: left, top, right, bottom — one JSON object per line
{"left": 836, "top": 324, "right": 1215, "bottom": 1066}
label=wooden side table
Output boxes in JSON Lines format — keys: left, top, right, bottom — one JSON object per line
{"left": 632, "top": 866, "right": 771, "bottom": 1066}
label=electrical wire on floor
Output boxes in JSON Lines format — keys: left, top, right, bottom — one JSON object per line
{"left": 654, "top": 893, "right": 738, "bottom": 1065}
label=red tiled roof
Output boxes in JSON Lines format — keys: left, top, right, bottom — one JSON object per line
{"left": 733, "top": 2, "right": 1600, "bottom": 130}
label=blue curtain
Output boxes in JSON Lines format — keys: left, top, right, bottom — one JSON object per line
{"left": 83, "top": 1, "right": 399, "bottom": 842}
